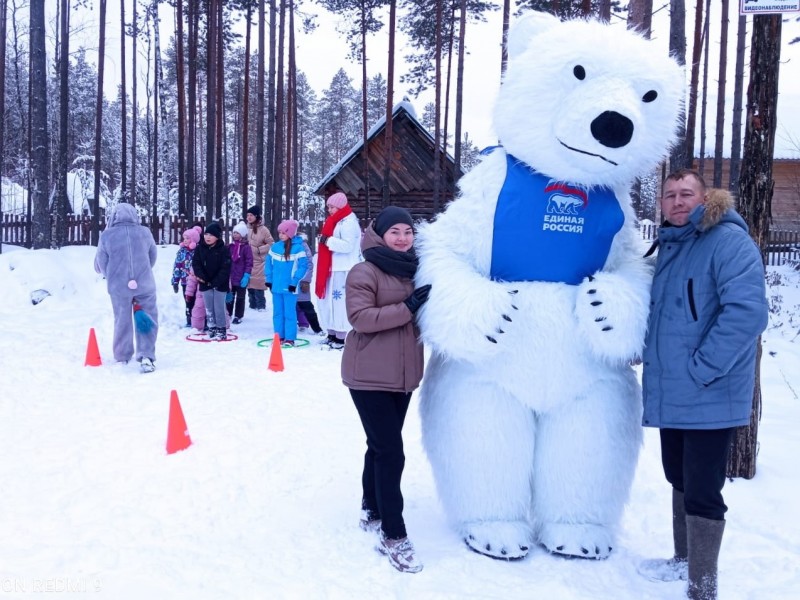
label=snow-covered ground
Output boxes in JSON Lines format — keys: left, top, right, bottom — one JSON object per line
{"left": 0, "top": 243, "right": 798, "bottom": 599}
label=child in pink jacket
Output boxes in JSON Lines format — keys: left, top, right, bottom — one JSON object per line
{"left": 185, "top": 269, "right": 231, "bottom": 333}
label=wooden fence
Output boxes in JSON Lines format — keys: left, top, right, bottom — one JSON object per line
{"left": 0, "top": 214, "right": 252, "bottom": 248}
{"left": 640, "top": 223, "right": 800, "bottom": 266}
{"left": 3, "top": 212, "right": 798, "bottom": 266}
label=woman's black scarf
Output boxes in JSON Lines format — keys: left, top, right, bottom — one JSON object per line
{"left": 363, "top": 246, "right": 418, "bottom": 279}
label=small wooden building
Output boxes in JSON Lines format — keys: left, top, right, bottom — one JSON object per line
{"left": 691, "top": 158, "right": 800, "bottom": 229}
{"left": 313, "top": 101, "right": 462, "bottom": 224}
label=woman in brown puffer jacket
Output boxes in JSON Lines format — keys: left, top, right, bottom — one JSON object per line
{"left": 244, "top": 205, "right": 274, "bottom": 311}
{"left": 341, "top": 206, "right": 431, "bottom": 574}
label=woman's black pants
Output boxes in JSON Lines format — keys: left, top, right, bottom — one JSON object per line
{"left": 350, "top": 389, "right": 412, "bottom": 540}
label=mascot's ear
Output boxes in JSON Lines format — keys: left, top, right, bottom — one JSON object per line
{"left": 507, "top": 11, "right": 560, "bottom": 60}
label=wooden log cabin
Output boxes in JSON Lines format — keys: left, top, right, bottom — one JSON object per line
{"left": 690, "top": 158, "right": 800, "bottom": 229}
{"left": 313, "top": 102, "right": 462, "bottom": 226}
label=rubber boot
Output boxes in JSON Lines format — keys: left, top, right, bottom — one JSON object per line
{"left": 687, "top": 515, "right": 725, "bottom": 600}
{"left": 637, "top": 489, "right": 688, "bottom": 581}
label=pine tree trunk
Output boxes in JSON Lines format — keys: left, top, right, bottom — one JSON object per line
{"left": 265, "top": 0, "right": 277, "bottom": 221}
{"left": 500, "top": 0, "right": 510, "bottom": 72}
{"left": 442, "top": 17, "right": 453, "bottom": 199}
{"left": 697, "top": 0, "right": 710, "bottom": 176}
{"left": 187, "top": 0, "right": 198, "bottom": 213}
{"left": 11, "top": 0, "right": 27, "bottom": 177}
{"left": 30, "top": 0, "right": 50, "bottom": 248}
{"left": 54, "top": 0, "right": 70, "bottom": 248}
{"left": 271, "top": 0, "right": 286, "bottom": 232}
{"left": 153, "top": 0, "right": 170, "bottom": 223}
{"left": 383, "top": 0, "right": 396, "bottom": 209}
{"left": 668, "top": 0, "right": 687, "bottom": 172}
{"left": 728, "top": 14, "right": 781, "bottom": 480}
{"left": 0, "top": 0, "right": 6, "bottom": 254}
{"left": 453, "top": 0, "right": 466, "bottom": 179}
{"left": 206, "top": 0, "right": 217, "bottom": 219}
{"left": 152, "top": 69, "right": 159, "bottom": 239}
{"left": 215, "top": 0, "right": 224, "bottom": 220}
{"left": 120, "top": 0, "right": 127, "bottom": 202}
{"left": 728, "top": 15, "right": 746, "bottom": 193}
{"left": 287, "top": 0, "right": 297, "bottom": 219}
{"left": 627, "top": 0, "right": 652, "bottom": 218}
{"left": 360, "top": 1, "right": 371, "bottom": 220}
{"left": 92, "top": 0, "right": 107, "bottom": 245}
{"left": 131, "top": 0, "right": 138, "bottom": 205}
{"left": 433, "top": 0, "right": 443, "bottom": 213}
{"left": 627, "top": 0, "right": 652, "bottom": 36}
{"left": 176, "top": 0, "right": 187, "bottom": 217}
{"left": 241, "top": 3, "right": 251, "bottom": 219}
{"left": 684, "top": 0, "right": 704, "bottom": 168}
{"left": 713, "top": 0, "right": 729, "bottom": 188}
{"left": 256, "top": 0, "right": 266, "bottom": 211}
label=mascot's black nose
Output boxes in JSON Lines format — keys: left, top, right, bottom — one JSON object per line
{"left": 591, "top": 111, "right": 634, "bottom": 148}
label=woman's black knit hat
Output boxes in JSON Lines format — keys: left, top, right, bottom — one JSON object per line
{"left": 374, "top": 206, "right": 414, "bottom": 237}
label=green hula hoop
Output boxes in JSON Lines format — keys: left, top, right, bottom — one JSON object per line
{"left": 257, "top": 338, "right": 311, "bottom": 348}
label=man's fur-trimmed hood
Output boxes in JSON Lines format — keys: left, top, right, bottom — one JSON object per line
{"left": 698, "top": 188, "right": 736, "bottom": 231}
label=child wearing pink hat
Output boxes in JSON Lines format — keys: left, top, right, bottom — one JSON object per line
{"left": 171, "top": 225, "right": 203, "bottom": 327}
{"left": 265, "top": 219, "right": 308, "bottom": 347}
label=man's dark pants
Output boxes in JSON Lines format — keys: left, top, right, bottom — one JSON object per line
{"left": 660, "top": 427, "right": 735, "bottom": 521}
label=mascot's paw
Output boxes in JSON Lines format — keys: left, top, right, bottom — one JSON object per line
{"left": 574, "top": 272, "right": 649, "bottom": 363}
{"left": 420, "top": 283, "right": 519, "bottom": 362}
{"left": 462, "top": 520, "right": 533, "bottom": 560}
{"left": 482, "top": 288, "right": 519, "bottom": 346}
{"left": 539, "top": 522, "right": 614, "bottom": 560}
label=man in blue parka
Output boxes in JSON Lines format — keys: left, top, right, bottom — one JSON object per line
{"left": 94, "top": 203, "right": 159, "bottom": 373}
{"left": 638, "top": 169, "right": 768, "bottom": 600}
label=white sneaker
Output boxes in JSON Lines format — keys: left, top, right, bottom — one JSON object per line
{"left": 140, "top": 358, "right": 156, "bottom": 374}
{"left": 637, "top": 557, "right": 688, "bottom": 582}
{"left": 376, "top": 532, "right": 423, "bottom": 573}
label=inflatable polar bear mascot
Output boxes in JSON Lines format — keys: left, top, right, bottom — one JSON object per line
{"left": 415, "top": 11, "right": 683, "bottom": 561}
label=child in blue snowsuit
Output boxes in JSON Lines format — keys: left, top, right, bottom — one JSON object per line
{"left": 265, "top": 220, "right": 308, "bottom": 347}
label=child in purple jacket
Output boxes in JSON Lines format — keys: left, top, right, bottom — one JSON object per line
{"left": 227, "top": 222, "right": 254, "bottom": 324}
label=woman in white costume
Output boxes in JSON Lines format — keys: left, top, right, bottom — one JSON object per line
{"left": 314, "top": 192, "right": 362, "bottom": 349}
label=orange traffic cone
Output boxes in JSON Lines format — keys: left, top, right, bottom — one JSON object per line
{"left": 84, "top": 327, "right": 102, "bottom": 367}
{"left": 268, "top": 333, "right": 284, "bottom": 372}
{"left": 166, "top": 390, "right": 192, "bottom": 455}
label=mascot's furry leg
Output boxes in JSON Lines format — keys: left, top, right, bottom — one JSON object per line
{"left": 532, "top": 371, "right": 642, "bottom": 559}
{"left": 421, "top": 353, "right": 535, "bottom": 560}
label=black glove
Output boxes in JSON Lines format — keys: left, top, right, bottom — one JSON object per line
{"left": 319, "top": 234, "right": 329, "bottom": 246}
{"left": 403, "top": 284, "right": 432, "bottom": 315}
{"left": 172, "top": 283, "right": 179, "bottom": 294}
{"left": 266, "top": 282, "right": 272, "bottom": 290}
{"left": 288, "top": 285, "right": 297, "bottom": 293}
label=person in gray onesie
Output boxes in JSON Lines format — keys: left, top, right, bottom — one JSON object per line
{"left": 94, "top": 203, "right": 159, "bottom": 373}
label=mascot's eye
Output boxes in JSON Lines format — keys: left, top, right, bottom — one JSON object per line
{"left": 643, "top": 90, "right": 658, "bottom": 103}
{"left": 573, "top": 65, "right": 586, "bottom": 81}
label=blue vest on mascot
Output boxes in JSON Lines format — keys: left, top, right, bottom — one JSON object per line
{"left": 490, "top": 151, "right": 624, "bottom": 285}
